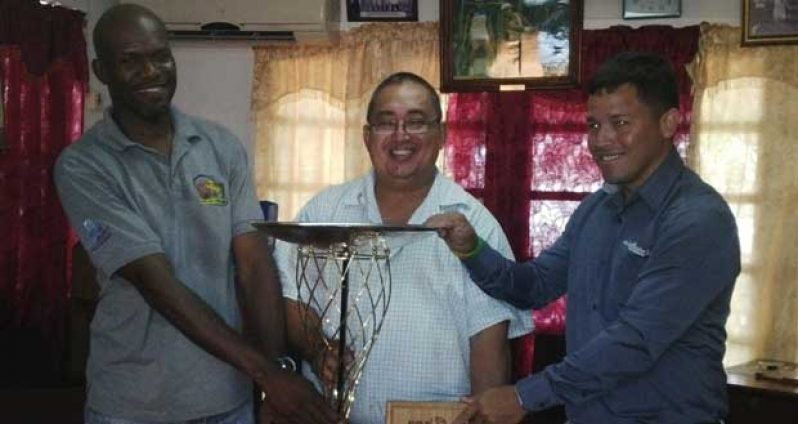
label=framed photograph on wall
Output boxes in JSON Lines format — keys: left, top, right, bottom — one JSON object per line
{"left": 347, "top": 0, "right": 419, "bottom": 22}
{"left": 440, "top": 0, "right": 583, "bottom": 92}
{"left": 742, "top": 0, "right": 798, "bottom": 46}
{"left": 622, "top": 0, "right": 681, "bottom": 19}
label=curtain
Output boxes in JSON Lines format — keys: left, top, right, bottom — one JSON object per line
{"left": 446, "top": 25, "right": 699, "bottom": 377}
{"left": 688, "top": 24, "right": 798, "bottom": 365}
{"left": 0, "top": 0, "right": 87, "bottom": 384}
{"left": 251, "top": 22, "right": 439, "bottom": 220}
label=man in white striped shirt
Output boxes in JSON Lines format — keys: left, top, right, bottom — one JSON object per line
{"left": 275, "top": 72, "right": 532, "bottom": 423}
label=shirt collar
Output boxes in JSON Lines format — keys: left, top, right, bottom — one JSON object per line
{"left": 343, "top": 168, "right": 469, "bottom": 220}
{"left": 635, "top": 148, "right": 685, "bottom": 211}
{"left": 99, "top": 107, "right": 202, "bottom": 152}
{"left": 426, "top": 170, "right": 471, "bottom": 212}
{"left": 605, "top": 147, "right": 685, "bottom": 212}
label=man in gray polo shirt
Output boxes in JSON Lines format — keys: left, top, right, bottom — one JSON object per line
{"left": 54, "top": 4, "right": 336, "bottom": 424}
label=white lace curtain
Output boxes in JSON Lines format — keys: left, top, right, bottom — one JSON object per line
{"left": 688, "top": 23, "right": 798, "bottom": 365}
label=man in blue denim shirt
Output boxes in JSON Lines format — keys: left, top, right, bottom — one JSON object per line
{"left": 427, "top": 52, "right": 740, "bottom": 423}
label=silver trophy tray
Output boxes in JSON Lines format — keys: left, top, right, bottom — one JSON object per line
{"left": 252, "top": 221, "right": 438, "bottom": 246}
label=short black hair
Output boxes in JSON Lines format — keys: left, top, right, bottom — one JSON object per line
{"left": 93, "top": 4, "right": 167, "bottom": 62}
{"left": 366, "top": 72, "right": 442, "bottom": 123}
{"left": 588, "top": 52, "right": 679, "bottom": 117}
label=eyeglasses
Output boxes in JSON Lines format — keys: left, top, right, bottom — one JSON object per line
{"left": 367, "top": 119, "right": 440, "bottom": 135}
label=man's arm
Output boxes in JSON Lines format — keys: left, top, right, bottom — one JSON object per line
{"left": 117, "top": 253, "right": 274, "bottom": 382}
{"left": 285, "top": 300, "right": 322, "bottom": 364}
{"left": 233, "top": 233, "right": 342, "bottom": 423}
{"left": 118, "top": 253, "right": 336, "bottom": 423}
{"left": 427, "top": 212, "right": 569, "bottom": 309}
{"left": 453, "top": 322, "right": 523, "bottom": 424}
{"left": 219, "top": 130, "right": 335, "bottom": 419}
{"left": 285, "top": 299, "right": 349, "bottom": 389}
{"left": 232, "top": 231, "right": 285, "bottom": 362}
{"left": 469, "top": 321, "right": 510, "bottom": 394}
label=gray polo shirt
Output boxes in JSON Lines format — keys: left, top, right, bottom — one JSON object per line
{"left": 54, "top": 108, "right": 261, "bottom": 421}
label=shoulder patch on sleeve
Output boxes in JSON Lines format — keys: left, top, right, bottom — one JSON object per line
{"left": 80, "top": 219, "right": 111, "bottom": 252}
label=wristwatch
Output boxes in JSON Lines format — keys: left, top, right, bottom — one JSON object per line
{"left": 275, "top": 355, "right": 297, "bottom": 373}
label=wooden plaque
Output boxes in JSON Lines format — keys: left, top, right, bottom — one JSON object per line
{"left": 385, "top": 401, "right": 465, "bottom": 424}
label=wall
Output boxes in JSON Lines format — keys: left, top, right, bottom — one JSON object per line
{"left": 170, "top": 44, "right": 255, "bottom": 153}
{"left": 67, "top": 0, "right": 742, "bottom": 153}
{"left": 582, "top": 0, "right": 740, "bottom": 28}
{"left": 185, "top": 0, "right": 740, "bottom": 151}
{"left": 343, "top": 0, "right": 741, "bottom": 29}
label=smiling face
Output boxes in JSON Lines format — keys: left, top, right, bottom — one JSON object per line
{"left": 93, "top": 12, "right": 176, "bottom": 121}
{"left": 587, "top": 83, "right": 678, "bottom": 197}
{"left": 363, "top": 81, "right": 443, "bottom": 187}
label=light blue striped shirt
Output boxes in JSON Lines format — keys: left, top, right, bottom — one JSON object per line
{"left": 275, "top": 170, "right": 532, "bottom": 424}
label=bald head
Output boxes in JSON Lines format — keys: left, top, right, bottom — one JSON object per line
{"left": 91, "top": 4, "right": 176, "bottom": 122}
{"left": 93, "top": 4, "right": 168, "bottom": 62}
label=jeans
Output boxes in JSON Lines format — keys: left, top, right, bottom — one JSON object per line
{"left": 85, "top": 401, "right": 254, "bottom": 424}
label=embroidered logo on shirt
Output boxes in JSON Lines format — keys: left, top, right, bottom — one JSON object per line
{"left": 81, "top": 219, "right": 111, "bottom": 252}
{"left": 193, "top": 175, "right": 228, "bottom": 206}
{"left": 623, "top": 240, "right": 650, "bottom": 257}
{"left": 439, "top": 204, "right": 468, "bottom": 213}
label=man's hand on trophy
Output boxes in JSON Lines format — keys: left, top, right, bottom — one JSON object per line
{"left": 313, "top": 342, "right": 355, "bottom": 392}
{"left": 260, "top": 370, "right": 338, "bottom": 424}
{"left": 424, "top": 212, "right": 480, "bottom": 257}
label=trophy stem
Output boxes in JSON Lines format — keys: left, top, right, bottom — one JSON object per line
{"left": 261, "top": 224, "right": 428, "bottom": 422}
{"left": 336, "top": 252, "right": 351, "bottom": 416}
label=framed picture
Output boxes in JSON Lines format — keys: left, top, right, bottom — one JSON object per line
{"left": 742, "top": 0, "right": 798, "bottom": 46}
{"left": 622, "top": 0, "right": 681, "bottom": 19}
{"left": 346, "top": 0, "right": 418, "bottom": 22}
{"left": 440, "top": 0, "right": 583, "bottom": 92}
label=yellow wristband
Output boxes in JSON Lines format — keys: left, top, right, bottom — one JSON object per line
{"left": 454, "top": 237, "right": 484, "bottom": 260}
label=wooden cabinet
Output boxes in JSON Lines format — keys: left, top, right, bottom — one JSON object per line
{"left": 726, "top": 360, "right": 798, "bottom": 423}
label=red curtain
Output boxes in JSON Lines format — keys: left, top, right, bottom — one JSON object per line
{"left": 445, "top": 25, "right": 699, "bottom": 378}
{"left": 0, "top": 0, "right": 87, "bottom": 384}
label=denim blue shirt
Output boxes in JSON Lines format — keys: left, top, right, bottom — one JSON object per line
{"left": 464, "top": 150, "right": 740, "bottom": 423}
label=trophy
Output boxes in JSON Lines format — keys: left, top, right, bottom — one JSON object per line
{"left": 254, "top": 222, "right": 436, "bottom": 421}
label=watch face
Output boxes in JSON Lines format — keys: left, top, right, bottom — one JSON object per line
{"left": 276, "top": 356, "right": 297, "bottom": 372}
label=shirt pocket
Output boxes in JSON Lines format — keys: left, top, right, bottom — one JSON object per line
{"left": 602, "top": 247, "right": 650, "bottom": 319}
